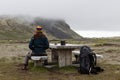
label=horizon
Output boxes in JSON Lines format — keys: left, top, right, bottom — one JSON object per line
{"left": 75, "top": 30, "right": 120, "bottom": 38}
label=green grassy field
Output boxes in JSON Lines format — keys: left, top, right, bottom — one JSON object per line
{"left": 0, "top": 60, "right": 120, "bottom": 80}
{"left": 0, "top": 38, "right": 120, "bottom": 80}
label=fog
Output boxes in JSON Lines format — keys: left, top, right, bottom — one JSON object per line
{"left": 0, "top": 0, "right": 120, "bottom": 37}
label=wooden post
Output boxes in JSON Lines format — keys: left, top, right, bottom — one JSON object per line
{"left": 57, "top": 49, "right": 72, "bottom": 67}
{"left": 33, "top": 60, "right": 43, "bottom": 67}
{"left": 58, "top": 49, "right": 66, "bottom": 67}
{"left": 51, "top": 49, "right": 58, "bottom": 63}
{"left": 65, "top": 49, "right": 72, "bottom": 66}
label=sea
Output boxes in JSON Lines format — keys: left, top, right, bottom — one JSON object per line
{"left": 75, "top": 30, "right": 120, "bottom": 38}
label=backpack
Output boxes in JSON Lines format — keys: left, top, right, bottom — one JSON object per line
{"left": 78, "top": 46, "right": 104, "bottom": 74}
{"left": 78, "top": 46, "right": 97, "bottom": 74}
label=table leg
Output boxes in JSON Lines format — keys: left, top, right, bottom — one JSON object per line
{"left": 58, "top": 49, "right": 72, "bottom": 67}
{"left": 51, "top": 49, "right": 58, "bottom": 63}
{"left": 65, "top": 50, "right": 72, "bottom": 66}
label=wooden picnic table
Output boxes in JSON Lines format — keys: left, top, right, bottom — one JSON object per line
{"left": 49, "top": 44, "right": 82, "bottom": 67}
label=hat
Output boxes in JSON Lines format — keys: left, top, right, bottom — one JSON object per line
{"left": 36, "top": 26, "right": 42, "bottom": 32}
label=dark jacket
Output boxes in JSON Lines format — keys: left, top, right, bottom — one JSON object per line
{"left": 29, "top": 35, "right": 49, "bottom": 54}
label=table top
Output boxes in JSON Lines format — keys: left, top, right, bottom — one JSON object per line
{"left": 49, "top": 43, "right": 82, "bottom": 49}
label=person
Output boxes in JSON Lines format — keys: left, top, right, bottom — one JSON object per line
{"left": 22, "top": 26, "right": 49, "bottom": 70}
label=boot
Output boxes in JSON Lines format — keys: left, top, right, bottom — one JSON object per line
{"left": 22, "top": 64, "right": 28, "bottom": 70}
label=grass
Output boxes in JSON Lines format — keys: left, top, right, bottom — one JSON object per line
{"left": 0, "top": 38, "right": 120, "bottom": 80}
{"left": 0, "top": 60, "right": 120, "bottom": 80}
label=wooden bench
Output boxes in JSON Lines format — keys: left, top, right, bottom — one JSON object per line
{"left": 31, "top": 56, "right": 48, "bottom": 67}
{"left": 72, "top": 50, "right": 103, "bottom": 62}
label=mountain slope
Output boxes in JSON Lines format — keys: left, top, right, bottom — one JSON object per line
{"left": 0, "top": 16, "right": 82, "bottom": 40}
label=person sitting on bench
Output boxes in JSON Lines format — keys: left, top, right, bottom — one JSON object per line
{"left": 22, "top": 26, "right": 49, "bottom": 70}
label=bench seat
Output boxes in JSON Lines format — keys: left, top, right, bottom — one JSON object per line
{"left": 72, "top": 50, "right": 103, "bottom": 63}
{"left": 31, "top": 56, "right": 48, "bottom": 67}
{"left": 72, "top": 50, "right": 103, "bottom": 59}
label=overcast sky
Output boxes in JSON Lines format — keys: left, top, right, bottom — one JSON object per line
{"left": 0, "top": 0, "right": 120, "bottom": 31}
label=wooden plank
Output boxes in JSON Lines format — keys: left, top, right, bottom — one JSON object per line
{"left": 50, "top": 44, "right": 82, "bottom": 49}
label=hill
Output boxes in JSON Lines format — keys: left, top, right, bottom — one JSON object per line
{"left": 0, "top": 16, "right": 82, "bottom": 40}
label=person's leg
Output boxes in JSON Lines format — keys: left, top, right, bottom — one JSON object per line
{"left": 24, "top": 52, "right": 32, "bottom": 65}
{"left": 22, "top": 52, "right": 32, "bottom": 70}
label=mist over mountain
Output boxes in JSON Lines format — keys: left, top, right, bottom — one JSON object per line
{"left": 0, "top": 16, "right": 82, "bottom": 40}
